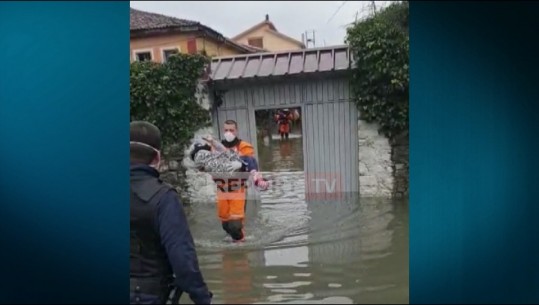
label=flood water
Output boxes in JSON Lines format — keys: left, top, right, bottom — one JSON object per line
{"left": 182, "top": 135, "right": 409, "bottom": 304}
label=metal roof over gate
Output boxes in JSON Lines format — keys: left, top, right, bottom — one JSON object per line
{"left": 210, "top": 45, "right": 351, "bottom": 81}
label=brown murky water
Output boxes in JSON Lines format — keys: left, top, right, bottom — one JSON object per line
{"left": 183, "top": 135, "right": 409, "bottom": 304}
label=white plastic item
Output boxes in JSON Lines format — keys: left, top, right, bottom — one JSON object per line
{"left": 212, "top": 140, "right": 228, "bottom": 153}
{"left": 202, "top": 135, "right": 227, "bottom": 153}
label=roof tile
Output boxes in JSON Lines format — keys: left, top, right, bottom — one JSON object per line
{"left": 130, "top": 8, "right": 198, "bottom": 31}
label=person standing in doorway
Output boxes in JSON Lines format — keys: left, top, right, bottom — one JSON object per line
{"left": 130, "top": 121, "right": 213, "bottom": 304}
{"left": 275, "top": 109, "right": 294, "bottom": 140}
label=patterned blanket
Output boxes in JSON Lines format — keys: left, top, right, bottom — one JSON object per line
{"left": 193, "top": 149, "right": 246, "bottom": 179}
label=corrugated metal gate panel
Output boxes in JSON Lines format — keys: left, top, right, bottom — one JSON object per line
{"left": 302, "top": 100, "right": 358, "bottom": 193}
{"left": 215, "top": 108, "right": 252, "bottom": 144}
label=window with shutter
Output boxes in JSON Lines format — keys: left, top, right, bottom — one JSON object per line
{"left": 187, "top": 39, "right": 197, "bottom": 54}
{"left": 247, "top": 37, "right": 263, "bottom": 48}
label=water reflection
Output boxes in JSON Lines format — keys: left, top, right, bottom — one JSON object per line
{"left": 185, "top": 195, "right": 408, "bottom": 304}
{"left": 264, "top": 245, "right": 309, "bottom": 267}
{"left": 220, "top": 251, "right": 257, "bottom": 304}
{"left": 258, "top": 137, "right": 304, "bottom": 172}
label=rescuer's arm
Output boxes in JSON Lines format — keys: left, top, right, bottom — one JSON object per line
{"left": 240, "top": 156, "right": 258, "bottom": 172}
{"left": 239, "top": 155, "right": 269, "bottom": 190}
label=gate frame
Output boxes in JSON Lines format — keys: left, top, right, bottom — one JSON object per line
{"left": 249, "top": 102, "right": 305, "bottom": 169}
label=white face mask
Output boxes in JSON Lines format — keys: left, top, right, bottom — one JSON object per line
{"left": 224, "top": 131, "right": 236, "bottom": 142}
{"left": 130, "top": 141, "right": 161, "bottom": 169}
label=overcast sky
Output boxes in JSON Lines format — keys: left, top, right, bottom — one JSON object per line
{"left": 130, "top": 1, "right": 392, "bottom": 47}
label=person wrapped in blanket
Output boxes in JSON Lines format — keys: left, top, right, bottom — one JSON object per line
{"left": 189, "top": 137, "right": 269, "bottom": 190}
{"left": 191, "top": 135, "right": 269, "bottom": 243}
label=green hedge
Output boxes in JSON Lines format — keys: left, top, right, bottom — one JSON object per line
{"left": 346, "top": 1, "right": 409, "bottom": 139}
{"left": 130, "top": 54, "right": 212, "bottom": 153}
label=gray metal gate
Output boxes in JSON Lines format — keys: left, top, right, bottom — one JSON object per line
{"left": 212, "top": 107, "right": 253, "bottom": 145}
{"left": 210, "top": 46, "right": 359, "bottom": 194}
{"left": 303, "top": 99, "right": 358, "bottom": 193}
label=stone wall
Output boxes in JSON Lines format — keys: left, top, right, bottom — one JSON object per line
{"left": 358, "top": 119, "right": 409, "bottom": 198}
{"left": 358, "top": 119, "right": 394, "bottom": 197}
{"left": 159, "top": 143, "right": 190, "bottom": 203}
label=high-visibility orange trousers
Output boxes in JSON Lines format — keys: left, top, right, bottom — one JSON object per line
{"left": 279, "top": 123, "right": 290, "bottom": 134}
{"left": 217, "top": 186, "right": 247, "bottom": 241}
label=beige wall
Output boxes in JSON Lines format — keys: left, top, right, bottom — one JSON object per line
{"left": 195, "top": 38, "right": 242, "bottom": 57}
{"left": 130, "top": 33, "right": 196, "bottom": 63}
{"left": 234, "top": 25, "right": 303, "bottom": 52}
{"left": 130, "top": 33, "right": 244, "bottom": 63}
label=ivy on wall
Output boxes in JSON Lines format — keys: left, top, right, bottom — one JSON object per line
{"left": 130, "top": 53, "right": 212, "bottom": 152}
{"left": 346, "top": 1, "right": 409, "bottom": 139}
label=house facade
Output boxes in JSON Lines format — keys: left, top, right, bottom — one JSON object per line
{"left": 232, "top": 14, "right": 306, "bottom": 52}
{"left": 130, "top": 8, "right": 255, "bottom": 62}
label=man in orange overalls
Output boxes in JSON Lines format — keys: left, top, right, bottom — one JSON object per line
{"left": 213, "top": 119, "right": 265, "bottom": 243}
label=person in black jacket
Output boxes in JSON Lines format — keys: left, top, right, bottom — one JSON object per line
{"left": 130, "top": 121, "right": 212, "bottom": 304}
